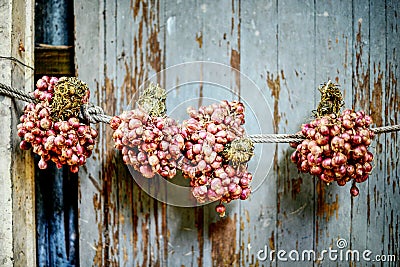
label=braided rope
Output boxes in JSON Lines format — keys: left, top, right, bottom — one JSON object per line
{"left": 248, "top": 124, "right": 400, "bottom": 143}
{"left": 81, "top": 104, "right": 113, "bottom": 124}
{"left": 0, "top": 82, "right": 36, "bottom": 103}
{"left": 248, "top": 133, "right": 305, "bottom": 143}
{"left": 0, "top": 82, "right": 399, "bottom": 142}
{"left": 372, "top": 124, "right": 400, "bottom": 134}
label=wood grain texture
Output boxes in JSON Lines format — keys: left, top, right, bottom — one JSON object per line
{"left": 0, "top": 0, "right": 35, "bottom": 266}
{"left": 240, "top": 1, "right": 278, "bottom": 266}
{"left": 74, "top": 1, "right": 400, "bottom": 266}
{"left": 314, "top": 1, "right": 352, "bottom": 264}
{"left": 164, "top": 1, "right": 205, "bottom": 267}
{"left": 34, "top": 45, "right": 74, "bottom": 75}
{"left": 275, "top": 2, "right": 316, "bottom": 267}
{"left": 384, "top": 0, "right": 400, "bottom": 263}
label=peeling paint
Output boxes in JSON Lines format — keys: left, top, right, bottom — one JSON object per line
{"left": 195, "top": 31, "right": 203, "bottom": 48}
{"left": 291, "top": 177, "right": 303, "bottom": 199}
{"left": 371, "top": 62, "right": 383, "bottom": 127}
{"left": 316, "top": 182, "right": 339, "bottom": 223}
{"left": 209, "top": 215, "right": 239, "bottom": 266}
{"left": 266, "top": 72, "right": 281, "bottom": 133}
{"left": 353, "top": 19, "right": 370, "bottom": 110}
{"left": 269, "top": 231, "right": 275, "bottom": 250}
{"left": 230, "top": 49, "right": 241, "bottom": 98}
{"left": 195, "top": 208, "right": 204, "bottom": 267}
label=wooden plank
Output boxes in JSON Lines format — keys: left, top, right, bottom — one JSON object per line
{"left": 164, "top": 1, "right": 206, "bottom": 266}
{"left": 163, "top": 1, "right": 206, "bottom": 267}
{"left": 200, "top": 1, "right": 242, "bottom": 267}
{"left": 74, "top": 0, "right": 106, "bottom": 266}
{"left": 240, "top": 1, "right": 278, "bottom": 266}
{"left": 100, "top": 1, "right": 120, "bottom": 266}
{"left": 275, "top": 2, "right": 316, "bottom": 266}
{"left": 34, "top": 44, "right": 74, "bottom": 75}
{"left": 115, "top": 2, "right": 134, "bottom": 267}
{"left": 0, "top": 0, "right": 35, "bottom": 266}
{"left": 384, "top": 0, "right": 400, "bottom": 263}
{"left": 364, "top": 0, "right": 387, "bottom": 261}
{"left": 35, "top": 163, "right": 79, "bottom": 266}
{"left": 314, "top": 0, "right": 353, "bottom": 261}
{"left": 164, "top": 1, "right": 243, "bottom": 266}
{"left": 114, "top": 0, "right": 167, "bottom": 266}
{"left": 0, "top": 0, "right": 17, "bottom": 264}
{"left": 350, "top": 0, "right": 371, "bottom": 259}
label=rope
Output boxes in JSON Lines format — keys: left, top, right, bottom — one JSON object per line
{"left": 372, "top": 125, "right": 400, "bottom": 134}
{"left": 81, "top": 103, "right": 113, "bottom": 124}
{"left": 248, "top": 133, "right": 305, "bottom": 143}
{"left": 247, "top": 125, "right": 400, "bottom": 143}
{"left": 0, "top": 82, "right": 36, "bottom": 103}
{"left": 0, "top": 82, "right": 399, "bottom": 142}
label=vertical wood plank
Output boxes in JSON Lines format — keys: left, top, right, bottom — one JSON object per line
{"left": 164, "top": 1, "right": 209, "bottom": 267}
{"left": 350, "top": 0, "right": 370, "bottom": 258}
{"left": 164, "top": 1, "right": 243, "bottom": 266}
{"left": 0, "top": 0, "right": 35, "bottom": 266}
{"left": 115, "top": 2, "right": 135, "bottom": 267}
{"left": 114, "top": 0, "right": 167, "bottom": 266}
{"left": 314, "top": 0, "right": 353, "bottom": 261}
{"left": 11, "top": 0, "right": 36, "bottom": 264}
{"left": 365, "top": 0, "right": 387, "bottom": 261}
{"left": 201, "top": 1, "right": 242, "bottom": 267}
{"left": 276, "top": 2, "right": 316, "bottom": 266}
{"left": 240, "top": 1, "right": 278, "bottom": 266}
{"left": 0, "top": 0, "right": 17, "bottom": 264}
{"left": 102, "top": 0, "right": 120, "bottom": 265}
{"left": 74, "top": 0, "right": 105, "bottom": 266}
{"left": 384, "top": 0, "right": 400, "bottom": 262}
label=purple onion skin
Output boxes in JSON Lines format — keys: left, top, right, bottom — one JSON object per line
{"left": 18, "top": 76, "right": 98, "bottom": 172}
{"left": 292, "top": 110, "right": 374, "bottom": 196}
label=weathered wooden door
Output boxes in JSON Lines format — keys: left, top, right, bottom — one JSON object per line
{"left": 74, "top": 1, "right": 399, "bottom": 266}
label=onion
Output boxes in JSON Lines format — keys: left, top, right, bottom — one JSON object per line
{"left": 321, "top": 158, "right": 332, "bottom": 169}
{"left": 330, "top": 125, "right": 341, "bottom": 136}
{"left": 291, "top": 108, "right": 374, "bottom": 197}
{"left": 334, "top": 165, "right": 347, "bottom": 178}
{"left": 352, "top": 134, "right": 362, "bottom": 145}
{"left": 332, "top": 152, "right": 347, "bottom": 167}
{"left": 350, "top": 185, "right": 359, "bottom": 196}
{"left": 215, "top": 204, "right": 226, "bottom": 217}
{"left": 310, "top": 165, "right": 322, "bottom": 175}
{"left": 353, "top": 145, "right": 367, "bottom": 159}
{"left": 331, "top": 136, "right": 344, "bottom": 151}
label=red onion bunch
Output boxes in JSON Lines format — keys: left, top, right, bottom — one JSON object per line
{"left": 17, "top": 76, "right": 98, "bottom": 173}
{"left": 111, "top": 109, "right": 184, "bottom": 179}
{"left": 290, "top": 109, "right": 375, "bottom": 196}
{"left": 179, "top": 100, "right": 252, "bottom": 215}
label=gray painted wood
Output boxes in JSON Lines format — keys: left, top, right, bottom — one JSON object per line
{"left": 74, "top": 1, "right": 400, "bottom": 266}
{"left": 275, "top": 2, "right": 316, "bottom": 267}
{"left": 240, "top": 1, "right": 278, "bottom": 266}
{"left": 74, "top": 1, "right": 105, "bottom": 266}
{"left": 164, "top": 1, "right": 205, "bottom": 266}
{"left": 314, "top": 1, "right": 353, "bottom": 264}
{"left": 384, "top": 0, "right": 400, "bottom": 262}
{"left": 350, "top": 1, "right": 373, "bottom": 263}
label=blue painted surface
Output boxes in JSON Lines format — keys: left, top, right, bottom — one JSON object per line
{"left": 35, "top": 0, "right": 77, "bottom": 266}
{"left": 35, "top": 158, "right": 79, "bottom": 267}
{"left": 35, "top": 0, "right": 74, "bottom": 46}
